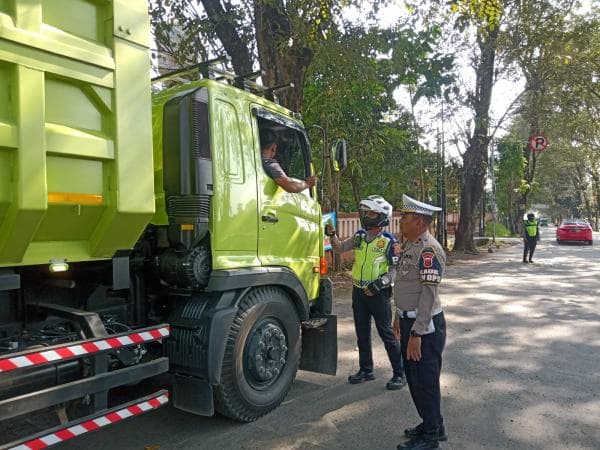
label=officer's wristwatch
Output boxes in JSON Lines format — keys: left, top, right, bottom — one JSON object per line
{"left": 410, "top": 330, "right": 421, "bottom": 338}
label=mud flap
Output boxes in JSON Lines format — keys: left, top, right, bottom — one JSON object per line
{"left": 299, "top": 314, "right": 337, "bottom": 375}
{"left": 172, "top": 374, "right": 214, "bottom": 416}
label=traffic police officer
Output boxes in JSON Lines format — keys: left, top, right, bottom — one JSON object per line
{"left": 393, "top": 194, "right": 447, "bottom": 450}
{"left": 523, "top": 212, "right": 540, "bottom": 263}
{"left": 326, "top": 195, "right": 406, "bottom": 390}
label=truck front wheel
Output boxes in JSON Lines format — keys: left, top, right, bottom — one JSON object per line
{"left": 214, "top": 286, "right": 300, "bottom": 422}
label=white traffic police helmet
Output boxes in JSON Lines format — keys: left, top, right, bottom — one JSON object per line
{"left": 359, "top": 195, "right": 393, "bottom": 228}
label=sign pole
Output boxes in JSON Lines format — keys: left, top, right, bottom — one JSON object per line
{"left": 490, "top": 139, "right": 497, "bottom": 244}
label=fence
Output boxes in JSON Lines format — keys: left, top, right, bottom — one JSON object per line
{"left": 336, "top": 212, "right": 402, "bottom": 239}
{"left": 330, "top": 211, "right": 458, "bottom": 267}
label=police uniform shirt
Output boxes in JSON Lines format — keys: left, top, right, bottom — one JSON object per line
{"left": 330, "top": 229, "right": 398, "bottom": 288}
{"left": 394, "top": 230, "right": 445, "bottom": 335}
{"left": 262, "top": 157, "right": 286, "bottom": 179}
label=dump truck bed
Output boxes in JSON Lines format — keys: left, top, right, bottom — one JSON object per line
{"left": 0, "top": 0, "right": 154, "bottom": 267}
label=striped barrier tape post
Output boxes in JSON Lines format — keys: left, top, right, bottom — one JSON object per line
{"left": 0, "top": 325, "right": 170, "bottom": 373}
{"left": 6, "top": 391, "right": 169, "bottom": 450}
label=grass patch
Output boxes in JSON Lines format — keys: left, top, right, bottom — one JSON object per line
{"left": 484, "top": 221, "right": 515, "bottom": 237}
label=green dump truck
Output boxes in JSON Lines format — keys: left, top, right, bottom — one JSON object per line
{"left": 0, "top": 1, "right": 344, "bottom": 447}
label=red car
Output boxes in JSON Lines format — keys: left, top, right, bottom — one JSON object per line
{"left": 556, "top": 219, "right": 593, "bottom": 245}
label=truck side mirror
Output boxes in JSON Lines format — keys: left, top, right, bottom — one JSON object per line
{"left": 331, "top": 139, "right": 347, "bottom": 172}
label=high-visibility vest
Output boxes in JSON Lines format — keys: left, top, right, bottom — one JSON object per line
{"left": 525, "top": 219, "right": 538, "bottom": 237}
{"left": 351, "top": 230, "right": 395, "bottom": 287}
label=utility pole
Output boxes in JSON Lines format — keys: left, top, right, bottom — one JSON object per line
{"left": 408, "top": 85, "right": 425, "bottom": 201}
{"left": 441, "top": 102, "right": 447, "bottom": 249}
{"left": 436, "top": 100, "right": 448, "bottom": 248}
{"left": 490, "top": 139, "right": 497, "bottom": 244}
{"left": 489, "top": 139, "right": 497, "bottom": 244}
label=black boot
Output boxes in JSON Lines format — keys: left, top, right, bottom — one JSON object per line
{"left": 348, "top": 370, "right": 375, "bottom": 384}
{"left": 386, "top": 375, "right": 407, "bottom": 390}
{"left": 404, "top": 423, "right": 448, "bottom": 441}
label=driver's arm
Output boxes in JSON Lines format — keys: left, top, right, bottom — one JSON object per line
{"left": 273, "top": 175, "right": 317, "bottom": 193}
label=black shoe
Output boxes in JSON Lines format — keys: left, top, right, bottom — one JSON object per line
{"left": 386, "top": 375, "right": 407, "bottom": 390}
{"left": 348, "top": 370, "right": 375, "bottom": 384}
{"left": 397, "top": 437, "right": 441, "bottom": 450}
{"left": 522, "top": 260, "right": 528, "bottom": 263}
{"left": 529, "top": 259, "right": 533, "bottom": 263}
{"left": 404, "top": 423, "right": 448, "bottom": 442}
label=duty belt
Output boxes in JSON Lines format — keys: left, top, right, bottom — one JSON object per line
{"left": 397, "top": 306, "right": 443, "bottom": 319}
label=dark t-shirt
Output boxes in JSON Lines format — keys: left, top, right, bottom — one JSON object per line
{"left": 262, "top": 157, "right": 286, "bottom": 179}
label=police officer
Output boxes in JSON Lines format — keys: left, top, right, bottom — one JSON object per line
{"left": 523, "top": 212, "right": 540, "bottom": 263}
{"left": 326, "top": 195, "right": 406, "bottom": 390}
{"left": 394, "top": 194, "right": 447, "bottom": 450}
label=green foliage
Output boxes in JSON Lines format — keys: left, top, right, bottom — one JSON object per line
{"left": 149, "top": 1, "right": 255, "bottom": 69}
{"left": 302, "top": 23, "right": 456, "bottom": 209}
{"left": 484, "top": 221, "right": 513, "bottom": 237}
{"left": 450, "top": 0, "right": 504, "bottom": 32}
{"left": 494, "top": 140, "right": 525, "bottom": 232}
{"left": 501, "top": 4, "right": 600, "bottom": 225}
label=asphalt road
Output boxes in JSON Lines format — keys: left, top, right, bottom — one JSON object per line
{"left": 59, "top": 226, "right": 600, "bottom": 450}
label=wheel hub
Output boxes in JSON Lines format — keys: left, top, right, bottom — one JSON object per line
{"left": 246, "top": 322, "right": 288, "bottom": 385}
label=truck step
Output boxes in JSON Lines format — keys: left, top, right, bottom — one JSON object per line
{"left": 1, "top": 390, "right": 169, "bottom": 450}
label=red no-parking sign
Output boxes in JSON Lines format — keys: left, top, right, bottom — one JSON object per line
{"left": 528, "top": 134, "right": 549, "bottom": 152}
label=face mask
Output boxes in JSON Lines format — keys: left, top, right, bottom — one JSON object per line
{"left": 360, "top": 212, "right": 388, "bottom": 229}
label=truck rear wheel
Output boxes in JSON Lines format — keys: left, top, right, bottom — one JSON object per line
{"left": 214, "top": 286, "right": 300, "bottom": 422}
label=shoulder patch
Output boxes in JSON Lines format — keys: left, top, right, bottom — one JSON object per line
{"left": 419, "top": 246, "right": 442, "bottom": 284}
{"left": 382, "top": 231, "right": 399, "bottom": 243}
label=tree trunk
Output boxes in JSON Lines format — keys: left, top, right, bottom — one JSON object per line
{"left": 200, "top": 0, "right": 253, "bottom": 75}
{"left": 592, "top": 170, "right": 600, "bottom": 231}
{"left": 200, "top": 1, "right": 310, "bottom": 112}
{"left": 350, "top": 174, "right": 361, "bottom": 211}
{"left": 453, "top": 27, "right": 498, "bottom": 252}
{"left": 254, "top": 1, "right": 312, "bottom": 112}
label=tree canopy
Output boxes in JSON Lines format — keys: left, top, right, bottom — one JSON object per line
{"left": 148, "top": 0, "right": 600, "bottom": 249}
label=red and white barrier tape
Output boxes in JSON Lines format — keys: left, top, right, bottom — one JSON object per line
{"left": 7, "top": 392, "right": 169, "bottom": 450}
{"left": 0, "top": 325, "right": 169, "bottom": 373}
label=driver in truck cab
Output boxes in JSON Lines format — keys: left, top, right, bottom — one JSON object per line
{"left": 260, "top": 128, "right": 318, "bottom": 193}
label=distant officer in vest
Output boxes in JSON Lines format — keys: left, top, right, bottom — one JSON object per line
{"left": 523, "top": 212, "right": 540, "bottom": 263}
{"left": 394, "top": 194, "right": 447, "bottom": 450}
{"left": 325, "top": 195, "right": 406, "bottom": 390}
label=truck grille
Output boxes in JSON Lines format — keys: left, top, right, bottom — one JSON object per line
{"left": 166, "top": 195, "right": 211, "bottom": 220}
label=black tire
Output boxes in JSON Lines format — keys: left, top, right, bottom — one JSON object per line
{"left": 556, "top": 239, "right": 561, "bottom": 245}
{"left": 589, "top": 240, "right": 593, "bottom": 245}
{"left": 214, "top": 286, "right": 300, "bottom": 422}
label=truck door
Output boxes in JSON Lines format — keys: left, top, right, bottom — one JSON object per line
{"left": 254, "top": 112, "right": 321, "bottom": 298}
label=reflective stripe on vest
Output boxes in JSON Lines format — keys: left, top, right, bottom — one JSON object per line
{"left": 525, "top": 219, "right": 538, "bottom": 237}
{"left": 351, "top": 234, "right": 392, "bottom": 285}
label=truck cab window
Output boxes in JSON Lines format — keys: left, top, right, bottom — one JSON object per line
{"left": 258, "top": 117, "right": 312, "bottom": 195}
